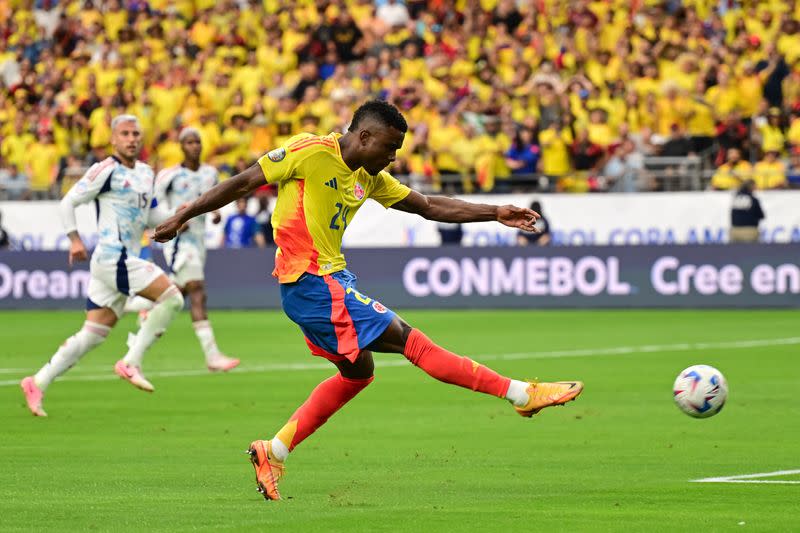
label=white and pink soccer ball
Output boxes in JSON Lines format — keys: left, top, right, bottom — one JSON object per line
{"left": 673, "top": 365, "right": 728, "bottom": 418}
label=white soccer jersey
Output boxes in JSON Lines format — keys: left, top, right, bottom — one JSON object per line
{"left": 60, "top": 156, "right": 168, "bottom": 263}
{"left": 155, "top": 163, "right": 218, "bottom": 250}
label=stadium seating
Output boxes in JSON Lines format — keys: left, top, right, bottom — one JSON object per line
{"left": 1, "top": 0, "right": 799, "bottom": 198}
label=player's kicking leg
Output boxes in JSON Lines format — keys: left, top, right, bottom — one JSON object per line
{"left": 21, "top": 307, "right": 117, "bottom": 417}
{"left": 371, "top": 318, "right": 583, "bottom": 417}
{"left": 115, "top": 273, "right": 183, "bottom": 392}
{"left": 183, "top": 280, "right": 239, "bottom": 372}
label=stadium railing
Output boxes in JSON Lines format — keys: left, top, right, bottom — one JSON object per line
{"left": 402, "top": 156, "right": 713, "bottom": 193}
{"left": 4, "top": 160, "right": 799, "bottom": 200}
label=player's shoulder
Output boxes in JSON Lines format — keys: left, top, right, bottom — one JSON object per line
{"left": 156, "top": 164, "right": 182, "bottom": 180}
{"left": 199, "top": 163, "right": 218, "bottom": 176}
{"left": 84, "top": 157, "right": 118, "bottom": 182}
{"left": 284, "top": 133, "right": 339, "bottom": 157}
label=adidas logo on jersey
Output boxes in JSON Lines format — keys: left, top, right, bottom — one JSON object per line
{"left": 325, "top": 177, "right": 338, "bottom": 189}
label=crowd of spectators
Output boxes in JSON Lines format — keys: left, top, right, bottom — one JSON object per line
{"left": 2, "top": 0, "right": 800, "bottom": 200}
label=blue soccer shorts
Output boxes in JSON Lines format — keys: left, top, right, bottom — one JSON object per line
{"left": 280, "top": 270, "right": 395, "bottom": 363}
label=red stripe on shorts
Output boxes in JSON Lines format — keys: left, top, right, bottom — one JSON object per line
{"left": 323, "top": 276, "right": 360, "bottom": 363}
{"left": 304, "top": 336, "right": 346, "bottom": 362}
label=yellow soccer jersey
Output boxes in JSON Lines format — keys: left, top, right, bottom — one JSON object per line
{"left": 257, "top": 133, "right": 411, "bottom": 283}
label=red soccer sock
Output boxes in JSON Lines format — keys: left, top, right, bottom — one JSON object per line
{"left": 275, "top": 373, "right": 373, "bottom": 451}
{"left": 403, "top": 328, "right": 511, "bottom": 398}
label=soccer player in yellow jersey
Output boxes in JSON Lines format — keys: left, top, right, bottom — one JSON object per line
{"left": 154, "top": 101, "right": 583, "bottom": 501}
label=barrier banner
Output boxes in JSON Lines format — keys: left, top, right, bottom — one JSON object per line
{"left": 4, "top": 191, "right": 800, "bottom": 250}
{"left": 1, "top": 245, "right": 798, "bottom": 309}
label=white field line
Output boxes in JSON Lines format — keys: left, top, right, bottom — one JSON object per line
{"left": 691, "top": 469, "right": 800, "bottom": 485}
{"left": 0, "top": 368, "right": 36, "bottom": 374}
{"left": 1, "top": 336, "right": 799, "bottom": 388}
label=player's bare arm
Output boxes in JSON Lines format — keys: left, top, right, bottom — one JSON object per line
{"left": 59, "top": 175, "right": 91, "bottom": 266}
{"left": 66, "top": 230, "right": 88, "bottom": 265}
{"left": 391, "top": 189, "right": 541, "bottom": 232}
{"left": 153, "top": 164, "right": 264, "bottom": 242}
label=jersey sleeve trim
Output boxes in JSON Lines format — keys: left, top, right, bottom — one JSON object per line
{"left": 85, "top": 157, "right": 116, "bottom": 182}
{"left": 287, "top": 134, "right": 317, "bottom": 149}
{"left": 157, "top": 165, "right": 181, "bottom": 194}
{"left": 289, "top": 138, "right": 335, "bottom": 153}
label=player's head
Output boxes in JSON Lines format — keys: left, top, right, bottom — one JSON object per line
{"left": 110, "top": 114, "right": 142, "bottom": 162}
{"left": 178, "top": 127, "right": 202, "bottom": 162}
{"left": 348, "top": 100, "right": 407, "bottom": 175}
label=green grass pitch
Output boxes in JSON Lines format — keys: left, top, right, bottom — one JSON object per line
{"left": 1, "top": 309, "right": 798, "bottom": 531}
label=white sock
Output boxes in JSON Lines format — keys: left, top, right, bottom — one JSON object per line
{"left": 506, "top": 380, "right": 530, "bottom": 407}
{"left": 123, "top": 286, "right": 184, "bottom": 367}
{"left": 193, "top": 320, "right": 220, "bottom": 361}
{"left": 34, "top": 321, "right": 110, "bottom": 390}
{"left": 271, "top": 437, "right": 289, "bottom": 462}
{"left": 123, "top": 296, "right": 154, "bottom": 314}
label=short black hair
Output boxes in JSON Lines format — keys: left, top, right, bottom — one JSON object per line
{"left": 349, "top": 100, "right": 408, "bottom": 133}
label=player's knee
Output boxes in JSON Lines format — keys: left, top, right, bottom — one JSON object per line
{"left": 158, "top": 285, "right": 184, "bottom": 311}
{"left": 340, "top": 369, "right": 374, "bottom": 382}
{"left": 183, "top": 282, "right": 204, "bottom": 303}
{"left": 341, "top": 369, "right": 374, "bottom": 381}
{"left": 336, "top": 351, "right": 374, "bottom": 380}
{"left": 79, "top": 321, "right": 111, "bottom": 349}
{"left": 192, "top": 291, "right": 206, "bottom": 308}
{"left": 184, "top": 280, "right": 203, "bottom": 293}
{"left": 397, "top": 318, "right": 414, "bottom": 347}
{"left": 371, "top": 316, "right": 414, "bottom": 354}
{"left": 357, "top": 351, "right": 375, "bottom": 378}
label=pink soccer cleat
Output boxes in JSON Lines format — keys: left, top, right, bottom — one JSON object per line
{"left": 20, "top": 376, "right": 47, "bottom": 417}
{"left": 114, "top": 360, "right": 155, "bottom": 392}
{"left": 207, "top": 354, "right": 241, "bottom": 373}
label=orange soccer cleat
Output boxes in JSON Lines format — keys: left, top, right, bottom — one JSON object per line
{"left": 515, "top": 381, "right": 584, "bottom": 417}
{"left": 247, "top": 440, "right": 285, "bottom": 501}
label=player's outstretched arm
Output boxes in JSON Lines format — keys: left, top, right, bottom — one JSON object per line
{"left": 153, "top": 164, "right": 265, "bottom": 242}
{"left": 391, "top": 190, "right": 541, "bottom": 232}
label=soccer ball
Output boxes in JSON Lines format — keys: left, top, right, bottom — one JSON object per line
{"left": 673, "top": 365, "right": 728, "bottom": 418}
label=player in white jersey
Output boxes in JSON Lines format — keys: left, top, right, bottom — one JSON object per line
{"left": 20, "top": 115, "right": 185, "bottom": 416}
{"left": 134, "top": 128, "right": 239, "bottom": 371}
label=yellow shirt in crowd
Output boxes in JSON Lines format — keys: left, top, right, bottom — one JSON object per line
{"left": 539, "top": 127, "right": 573, "bottom": 176}
{"left": 752, "top": 160, "right": 786, "bottom": 189}
{"left": 711, "top": 161, "right": 752, "bottom": 190}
